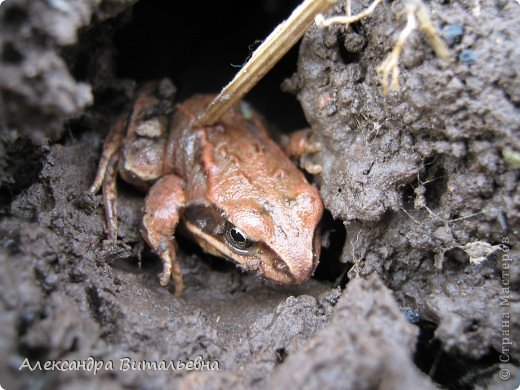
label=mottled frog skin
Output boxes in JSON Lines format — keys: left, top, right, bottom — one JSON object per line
{"left": 89, "top": 79, "right": 323, "bottom": 297}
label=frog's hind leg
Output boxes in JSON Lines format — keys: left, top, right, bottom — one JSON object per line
{"left": 88, "top": 114, "right": 127, "bottom": 243}
{"left": 141, "top": 175, "right": 186, "bottom": 297}
{"left": 89, "top": 80, "right": 175, "bottom": 243}
{"left": 101, "top": 154, "right": 120, "bottom": 243}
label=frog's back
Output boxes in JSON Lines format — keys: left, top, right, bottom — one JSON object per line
{"left": 164, "top": 95, "right": 307, "bottom": 195}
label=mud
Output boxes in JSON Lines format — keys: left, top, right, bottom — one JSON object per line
{"left": 290, "top": 0, "right": 520, "bottom": 370}
{"left": 0, "top": 0, "right": 519, "bottom": 389}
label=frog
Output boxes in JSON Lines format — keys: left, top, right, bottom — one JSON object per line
{"left": 89, "top": 79, "right": 323, "bottom": 297}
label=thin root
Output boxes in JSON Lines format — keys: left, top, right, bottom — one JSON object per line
{"left": 315, "top": 0, "right": 382, "bottom": 28}
{"left": 376, "top": 7, "right": 417, "bottom": 94}
{"left": 316, "top": 0, "right": 450, "bottom": 95}
{"left": 377, "top": 0, "right": 449, "bottom": 94}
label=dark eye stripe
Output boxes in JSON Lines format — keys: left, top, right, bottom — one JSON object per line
{"left": 184, "top": 203, "right": 226, "bottom": 236}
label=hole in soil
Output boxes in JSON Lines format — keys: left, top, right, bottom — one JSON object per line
{"left": 3, "top": 5, "right": 28, "bottom": 25}
{"left": 114, "top": 0, "right": 308, "bottom": 131}
{"left": 0, "top": 137, "right": 47, "bottom": 205}
{"left": 85, "top": 285, "right": 121, "bottom": 335}
{"left": 2, "top": 42, "right": 24, "bottom": 64}
{"left": 414, "top": 319, "right": 501, "bottom": 389}
{"left": 85, "top": 285, "right": 105, "bottom": 325}
{"left": 338, "top": 38, "right": 361, "bottom": 65}
{"left": 275, "top": 347, "right": 288, "bottom": 364}
{"left": 401, "top": 182, "right": 415, "bottom": 208}
{"left": 350, "top": 22, "right": 364, "bottom": 35}
{"left": 313, "top": 210, "right": 347, "bottom": 284}
{"left": 17, "top": 308, "right": 49, "bottom": 360}
{"left": 421, "top": 157, "right": 448, "bottom": 210}
{"left": 443, "top": 247, "right": 468, "bottom": 270}
{"left": 464, "top": 319, "right": 480, "bottom": 333}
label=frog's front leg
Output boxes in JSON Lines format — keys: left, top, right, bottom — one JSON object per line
{"left": 283, "top": 129, "right": 323, "bottom": 174}
{"left": 141, "top": 174, "right": 186, "bottom": 297}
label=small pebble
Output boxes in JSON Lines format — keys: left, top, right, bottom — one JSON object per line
{"left": 459, "top": 49, "right": 478, "bottom": 64}
{"left": 442, "top": 23, "right": 464, "bottom": 46}
{"left": 402, "top": 308, "right": 420, "bottom": 324}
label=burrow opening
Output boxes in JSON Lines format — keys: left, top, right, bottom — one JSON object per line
{"left": 413, "top": 319, "right": 501, "bottom": 389}
{"left": 68, "top": 0, "right": 347, "bottom": 286}
{"left": 113, "top": 0, "right": 308, "bottom": 131}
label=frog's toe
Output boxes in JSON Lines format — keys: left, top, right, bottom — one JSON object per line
{"left": 159, "top": 255, "right": 172, "bottom": 287}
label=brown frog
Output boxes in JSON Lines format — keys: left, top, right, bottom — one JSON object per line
{"left": 89, "top": 79, "right": 323, "bottom": 297}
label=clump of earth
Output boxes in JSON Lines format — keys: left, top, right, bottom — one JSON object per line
{"left": 0, "top": 0, "right": 518, "bottom": 388}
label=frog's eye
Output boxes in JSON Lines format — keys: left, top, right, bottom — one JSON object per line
{"left": 225, "top": 222, "right": 253, "bottom": 253}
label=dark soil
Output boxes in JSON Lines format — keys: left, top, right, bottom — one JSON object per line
{"left": 1, "top": 0, "right": 518, "bottom": 389}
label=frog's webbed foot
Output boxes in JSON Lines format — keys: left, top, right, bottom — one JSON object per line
{"left": 283, "top": 128, "right": 323, "bottom": 174}
{"left": 141, "top": 175, "right": 186, "bottom": 297}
